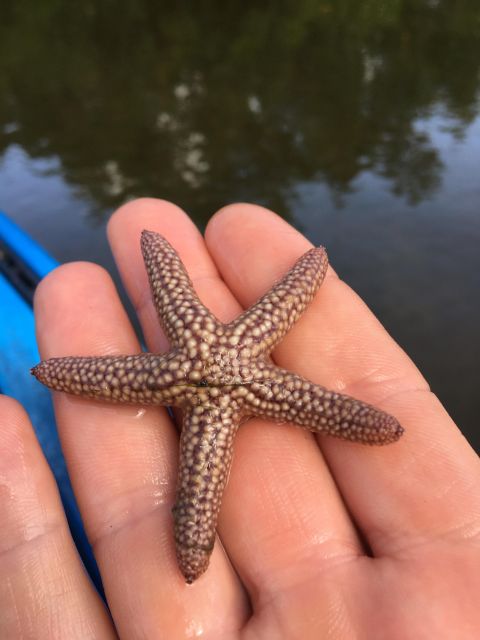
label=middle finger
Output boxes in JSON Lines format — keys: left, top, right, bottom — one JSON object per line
{"left": 107, "top": 199, "right": 365, "bottom": 595}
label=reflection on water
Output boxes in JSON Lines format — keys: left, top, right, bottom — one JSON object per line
{"left": 0, "top": 1, "right": 479, "bottom": 450}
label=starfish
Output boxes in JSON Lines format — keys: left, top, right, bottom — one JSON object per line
{"left": 32, "top": 230, "right": 403, "bottom": 583}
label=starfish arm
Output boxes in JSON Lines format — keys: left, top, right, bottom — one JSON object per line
{"left": 231, "top": 246, "right": 329, "bottom": 357}
{"left": 31, "top": 353, "right": 183, "bottom": 406}
{"left": 246, "top": 366, "right": 404, "bottom": 445}
{"left": 173, "top": 402, "right": 239, "bottom": 583}
{"left": 141, "top": 231, "right": 221, "bottom": 348}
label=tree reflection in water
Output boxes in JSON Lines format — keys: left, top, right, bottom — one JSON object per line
{"left": 0, "top": 0, "right": 479, "bottom": 222}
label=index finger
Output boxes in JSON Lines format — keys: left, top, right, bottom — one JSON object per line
{"left": 205, "top": 204, "right": 480, "bottom": 555}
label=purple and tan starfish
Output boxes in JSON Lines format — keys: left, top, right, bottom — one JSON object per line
{"left": 32, "top": 230, "right": 404, "bottom": 583}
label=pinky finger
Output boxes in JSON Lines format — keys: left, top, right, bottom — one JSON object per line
{"left": 0, "top": 396, "right": 116, "bottom": 640}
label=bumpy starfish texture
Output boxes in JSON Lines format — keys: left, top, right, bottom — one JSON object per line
{"left": 32, "top": 230, "right": 404, "bottom": 583}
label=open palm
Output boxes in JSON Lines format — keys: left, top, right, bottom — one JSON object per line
{"left": 1, "top": 200, "right": 479, "bottom": 639}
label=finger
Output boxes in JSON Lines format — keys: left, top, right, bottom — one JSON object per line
{"left": 34, "top": 251, "right": 245, "bottom": 638}
{"left": 109, "top": 199, "right": 365, "bottom": 595}
{"left": 0, "top": 396, "right": 114, "bottom": 639}
{"left": 205, "top": 204, "right": 480, "bottom": 555}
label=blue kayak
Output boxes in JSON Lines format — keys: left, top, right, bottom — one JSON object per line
{"left": 0, "top": 210, "right": 103, "bottom": 596}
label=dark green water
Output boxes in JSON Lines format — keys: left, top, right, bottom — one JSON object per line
{"left": 0, "top": 1, "right": 479, "bottom": 451}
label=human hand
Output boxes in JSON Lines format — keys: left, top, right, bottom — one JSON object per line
{"left": 1, "top": 200, "right": 479, "bottom": 639}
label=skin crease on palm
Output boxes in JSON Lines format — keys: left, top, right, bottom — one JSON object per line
{"left": 0, "top": 200, "right": 478, "bottom": 640}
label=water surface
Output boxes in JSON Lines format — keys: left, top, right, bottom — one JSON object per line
{"left": 1, "top": 1, "right": 479, "bottom": 450}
